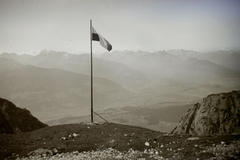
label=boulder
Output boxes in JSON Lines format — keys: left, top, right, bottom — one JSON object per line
{"left": 171, "top": 90, "right": 240, "bottom": 135}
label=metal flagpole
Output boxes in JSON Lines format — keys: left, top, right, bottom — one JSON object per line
{"left": 90, "top": 19, "right": 93, "bottom": 123}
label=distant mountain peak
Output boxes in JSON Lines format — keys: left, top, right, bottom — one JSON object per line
{"left": 36, "top": 50, "right": 75, "bottom": 61}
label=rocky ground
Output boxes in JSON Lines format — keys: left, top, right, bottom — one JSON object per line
{"left": 1, "top": 123, "right": 240, "bottom": 160}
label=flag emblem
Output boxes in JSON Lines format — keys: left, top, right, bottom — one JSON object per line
{"left": 91, "top": 26, "right": 112, "bottom": 52}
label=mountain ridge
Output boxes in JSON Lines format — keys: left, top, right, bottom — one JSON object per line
{"left": 0, "top": 63, "right": 131, "bottom": 121}
{"left": 1, "top": 50, "right": 239, "bottom": 122}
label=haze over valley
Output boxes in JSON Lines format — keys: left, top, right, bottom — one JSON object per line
{"left": 1, "top": 49, "right": 240, "bottom": 131}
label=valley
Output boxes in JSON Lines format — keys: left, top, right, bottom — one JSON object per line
{"left": 0, "top": 49, "right": 240, "bottom": 126}
{"left": 46, "top": 102, "right": 195, "bottom": 133}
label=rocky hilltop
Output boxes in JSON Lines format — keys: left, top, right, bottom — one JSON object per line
{"left": 172, "top": 90, "right": 240, "bottom": 135}
{"left": 0, "top": 97, "right": 47, "bottom": 134}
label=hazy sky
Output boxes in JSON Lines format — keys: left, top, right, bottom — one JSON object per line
{"left": 1, "top": 0, "right": 240, "bottom": 54}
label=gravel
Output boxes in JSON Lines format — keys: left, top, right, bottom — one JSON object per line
{"left": 16, "top": 148, "right": 164, "bottom": 160}
{"left": 14, "top": 140, "right": 240, "bottom": 160}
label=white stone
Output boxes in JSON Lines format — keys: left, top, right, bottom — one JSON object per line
{"left": 145, "top": 142, "right": 150, "bottom": 146}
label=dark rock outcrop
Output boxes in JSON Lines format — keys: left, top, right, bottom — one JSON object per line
{"left": 0, "top": 97, "right": 48, "bottom": 134}
{"left": 171, "top": 90, "right": 240, "bottom": 135}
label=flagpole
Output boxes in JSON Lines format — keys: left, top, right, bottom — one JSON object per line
{"left": 90, "top": 19, "right": 93, "bottom": 123}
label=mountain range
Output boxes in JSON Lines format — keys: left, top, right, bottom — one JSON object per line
{"left": 0, "top": 49, "right": 239, "bottom": 123}
{"left": 0, "top": 59, "right": 130, "bottom": 121}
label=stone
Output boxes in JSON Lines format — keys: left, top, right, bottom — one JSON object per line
{"left": 171, "top": 90, "right": 240, "bottom": 135}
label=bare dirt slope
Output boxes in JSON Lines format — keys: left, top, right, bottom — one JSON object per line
{"left": 1, "top": 123, "right": 239, "bottom": 159}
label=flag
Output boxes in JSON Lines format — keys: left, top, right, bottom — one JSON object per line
{"left": 91, "top": 26, "right": 112, "bottom": 52}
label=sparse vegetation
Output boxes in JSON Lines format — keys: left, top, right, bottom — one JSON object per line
{"left": 1, "top": 123, "right": 239, "bottom": 159}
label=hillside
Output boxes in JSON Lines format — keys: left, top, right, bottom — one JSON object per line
{"left": 99, "top": 50, "right": 240, "bottom": 103}
{"left": 199, "top": 50, "right": 240, "bottom": 71}
{"left": 0, "top": 65, "right": 130, "bottom": 121}
{"left": 5, "top": 50, "right": 150, "bottom": 90}
{"left": 0, "top": 57, "right": 24, "bottom": 73}
{"left": 0, "top": 97, "right": 47, "bottom": 134}
{"left": 0, "top": 52, "right": 32, "bottom": 64}
{"left": 161, "top": 58, "right": 240, "bottom": 84}
{"left": 1, "top": 123, "right": 239, "bottom": 159}
{"left": 100, "top": 50, "right": 240, "bottom": 83}
{"left": 100, "top": 50, "right": 183, "bottom": 80}
{"left": 168, "top": 49, "right": 240, "bottom": 72}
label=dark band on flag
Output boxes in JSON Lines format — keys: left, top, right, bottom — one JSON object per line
{"left": 92, "top": 33, "right": 100, "bottom": 41}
